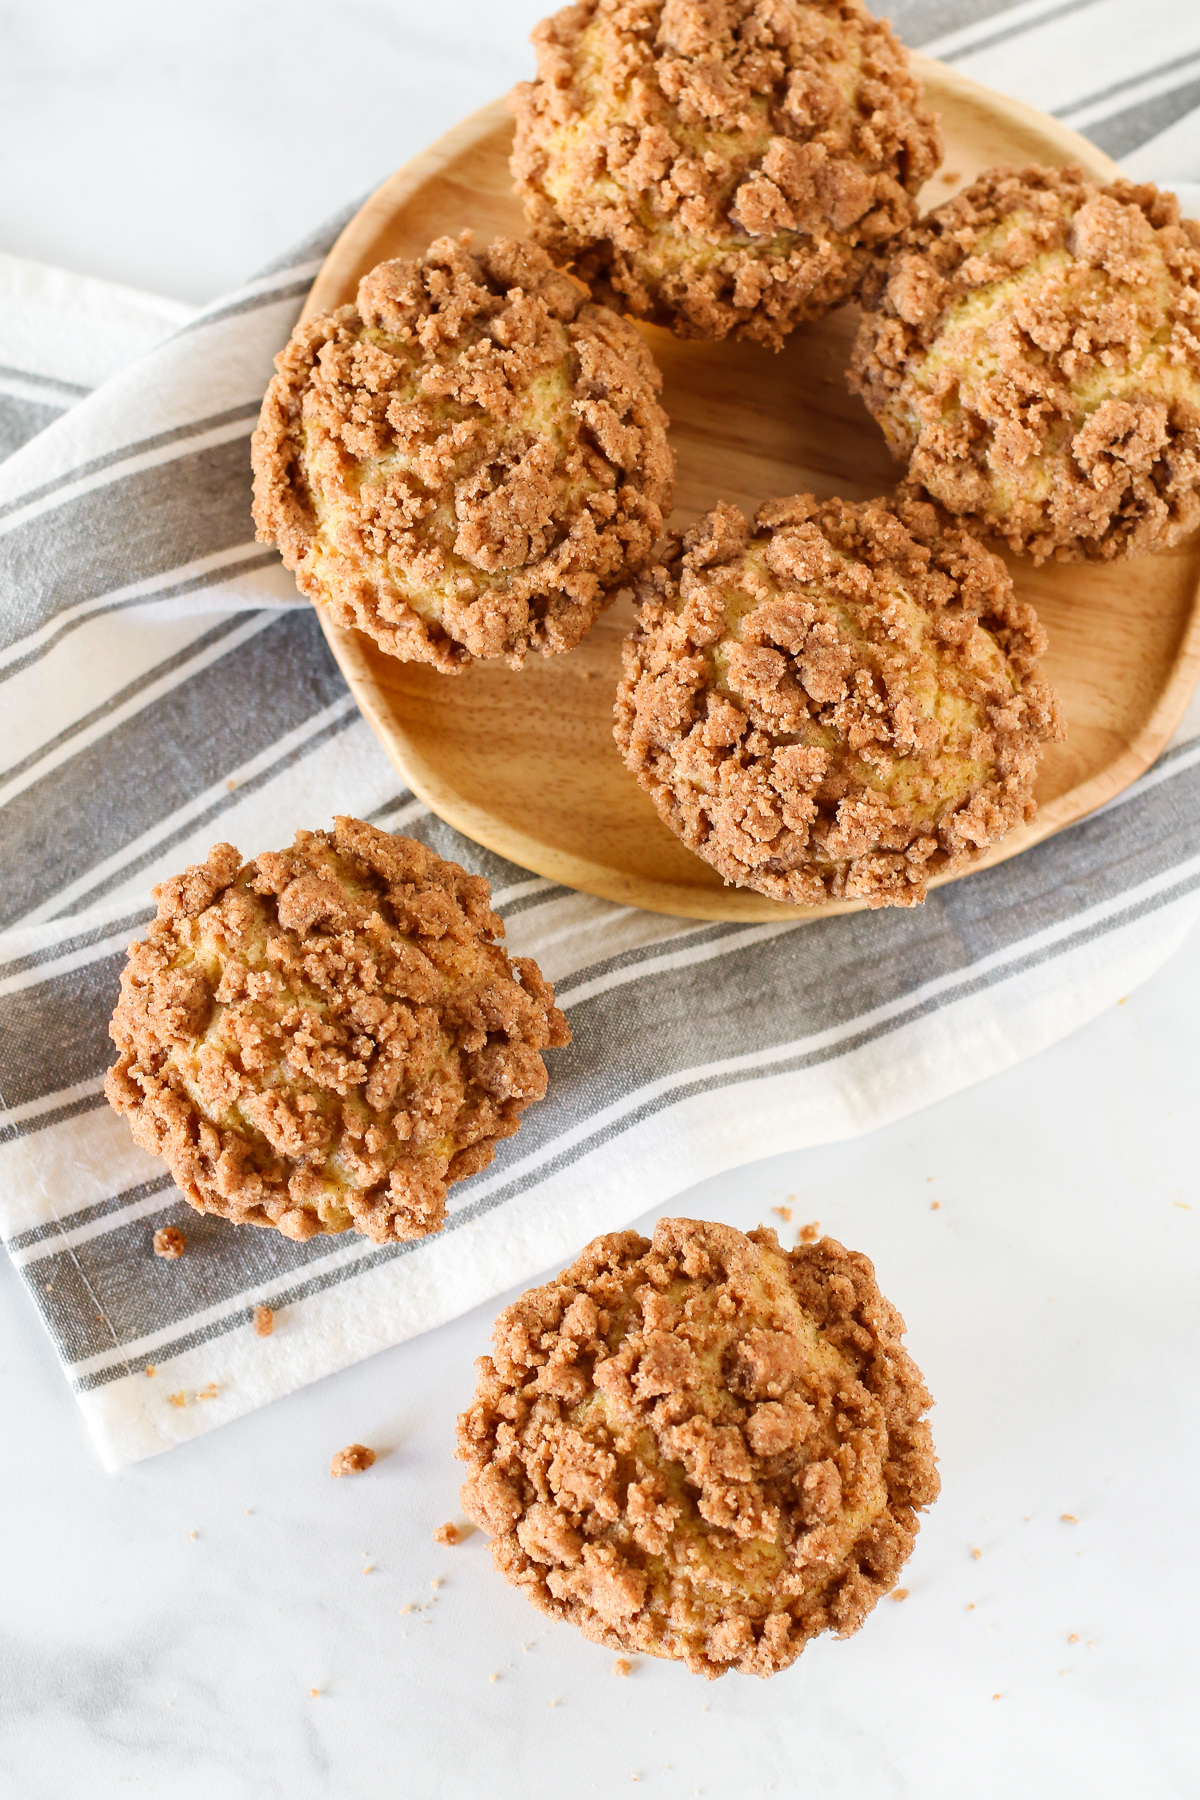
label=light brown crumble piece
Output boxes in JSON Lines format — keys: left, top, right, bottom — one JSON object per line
{"left": 511, "top": 0, "right": 941, "bottom": 348}
{"left": 798, "top": 1222, "right": 819, "bottom": 1244}
{"left": 849, "top": 165, "right": 1200, "bottom": 562}
{"left": 331, "top": 1444, "right": 377, "bottom": 1477}
{"left": 614, "top": 1657, "right": 633, "bottom": 1676}
{"left": 889, "top": 1586, "right": 909, "bottom": 1601}
{"left": 252, "top": 233, "right": 674, "bottom": 670}
{"left": 614, "top": 494, "right": 1064, "bottom": 908}
{"left": 772, "top": 1206, "right": 792, "bottom": 1222}
{"left": 153, "top": 1226, "right": 186, "bottom": 1259}
{"left": 457, "top": 1216, "right": 938, "bottom": 1678}
{"left": 168, "top": 1392, "right": 186, "bottom": 1409}
{"left": 104, "top": 818, "right": 570, "bottom": 1246}
{"left": 145, "top": 1364, "right": 157, "bottom": 1378}
{"left": 433, "top": 1521, "right": 467, "bottom": 1545}
{"left": 196, "top": 1383, "right": 218, "bottom": 1401}
{"left": 252, "top": 1305, "right": 275, "bottom": 1337}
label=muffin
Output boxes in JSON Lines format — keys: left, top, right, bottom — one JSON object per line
{"left": 458, "top": 1217, "right": 938, "bottom": 1677}
{"left": 510, "top": 0, "right": 942, "bottom": 348}
{"left": 104, "top": 818, "right": 570, "bottom": 1245}
{"left": 614, "top": 494, "right": 1064, "bottom": 907}
{"left": 849, "top": 166, "right": 1200, "bottom": 562}
{"left": 252, "top": 234, "right": 674, "bottom": 669}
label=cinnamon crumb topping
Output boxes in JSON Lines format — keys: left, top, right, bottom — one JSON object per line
{"left": 104, "top": 818, "right": 570, "bottom": 1246}
{"left": 252, "top": 233, "right": 674, "bottom": 668}
{"left": 849, "top": 166, "right": 1200, "bottom": 562}
{"left": 457, "top": 1216, "right": 938, "bottom": 1678}
{"left": 511, "top": 0, "right": 941, "bottom": 347}
{"left": 252, "top": 1305, "right": 275, "bottom": 1337}
{"left": 614, "top": 493, "right": 1064, "bottom": 908}
{"left": 331, "top": 1444, "right": 377, "bottom": 1477}
{"left": 152, "top": 1226, "right": 186, "bottom": 1259}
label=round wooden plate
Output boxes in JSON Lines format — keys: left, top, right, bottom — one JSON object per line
{"left": 301, "top": 57, "right": 1200, "bottom": 922}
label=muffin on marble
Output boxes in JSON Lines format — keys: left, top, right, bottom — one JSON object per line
{"left": 457, "top": 1216, "right": 939, "bottom": 1678}
{"left": 252, "top": 234, "right": 674, "bottom": 669}
{"left": 849, "top": 166, "right": 1200, "bottom": 562}
{"left": 104, "top": 818, "right": 570, "bottom": 1245}
{"left": 614, "top": 494, "right": 1064, "bottom": 908}
{"left": 510, "top": 0, "right": 942, "bottom": 348}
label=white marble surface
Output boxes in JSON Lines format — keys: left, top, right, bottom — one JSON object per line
{"left": 2, "top": 3, "right": 1200, "bottom": 1795}
{"left": 3, "top": 921, "right": 1199, "bottom": 1799}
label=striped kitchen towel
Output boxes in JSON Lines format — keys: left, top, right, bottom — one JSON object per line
{"left": 3, "top": 0, "right": 1200, "bottom": 1467}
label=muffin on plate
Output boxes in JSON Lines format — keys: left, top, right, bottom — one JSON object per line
{"left": 458, "top": 1216, "right": 939, "bottom": 1677}
{"left": 849, "top": 166, "right": 1200, "bottom": 562}
{"left": 252, "top": 234, "right": 674, "bottom": 669}
{"left": 510, "top": 0, "right": 942, "bottom": 347}
{"left": 614, "top": 494, "right": 1064, "bottom": 907}
{"left": 104, "top": 818, "right": 570, "bottom": 1245}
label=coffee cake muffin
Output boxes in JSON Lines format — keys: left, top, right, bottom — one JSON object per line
{"left": 252, "top": 235, "right": 674, "bottom": 669}
{"left": 104, "top": 818, "right": 570, "bottom": 1245}
{"left": 510, "top": 0, "right": 942, "bottom": 347}
{"left": 615, "top": 495, "right": 1064, "bottom": 907}
{"left": 849, "top": 166, "right": 1200, "bottom": 562}
{"left": 458, "top": 1217, "right": 938, "bottom": 1677}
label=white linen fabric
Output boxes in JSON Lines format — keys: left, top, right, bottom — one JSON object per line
{"left": 3, "top": 0, "right": 1200, "bottom": 1468}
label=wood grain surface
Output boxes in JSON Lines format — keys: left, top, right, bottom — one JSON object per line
{"left": 299, "top": 58, "right": 1200, "bottom": 922}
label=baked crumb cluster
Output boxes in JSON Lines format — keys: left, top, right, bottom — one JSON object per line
{"left": 615, "top": 494, "right": 1064, "bottom": 906}
{"left": 252, "top": 234, "right": 674, "bottom": 668}
{"left": 458, "top": 1217, "right": 938, "bottom": 1677}
{"left": 105, "top": 817, "right": 569, "bottom": 1245}
{"left": 511, "top": 0, "right": 942, "bottom": 346}
{"left": 850, "top": 166, "right": 1200, "bottom": 562}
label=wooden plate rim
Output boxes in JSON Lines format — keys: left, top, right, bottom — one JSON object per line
{"left": 299, "top": 64, "right": 1200, "bottom": 924}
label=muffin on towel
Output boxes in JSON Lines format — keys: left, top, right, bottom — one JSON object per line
{"left": 510, "top": 0, "right": 942, "bottom": 347}
{"left": 252, "top": 234, "right": 674, "bottom": 669}
{"left": 849, "top": 166, "right": 1200, "bottom": 562}
{"left": 457, "top": 1217, "right": 939, "bottom": 1677}
{"left": 614, "top": 494, "right": 1064, "bottom": 907}
{"left": 105, "top": 819, "right": 569, "bottom": 1245}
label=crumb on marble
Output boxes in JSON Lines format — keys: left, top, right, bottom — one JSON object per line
{"left": 331, "top": 1444, "right": 377, "bottom": 1477}
{"left": 970, "top": 1546, "right": 982, "bottom": 1560}
{"left": 771, "top": 1206, "right": 792, "bottom": 1222}
{"left": 614, "top": 1658, "right": 633, "bottom": 1677}
{"left": 798, "top": 1221, "right": 819, "bottom": 1244}
{"left": 889, "top": 1588, "right": 909, "bottom": 1602}
{"left": 433, "top": 1521, "right": 467, "bottom": 1545}
{"left": 1061, "top": 1513, "right": 1079, "bottom": 1524}
{"left": 153, "top": 1226, "right": 186, "bottom": 1259}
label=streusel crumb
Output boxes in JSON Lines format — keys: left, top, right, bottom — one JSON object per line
{"left": 252, "top": 234, "right": 674, "bottom": 669}
{"left": 433, "top": 1521, "right": 465, "bottom": 1545}
{"left": 252, "top": 1305, "right": 275, "bottom": 1337}
{"left": 458, "top": 1217, "right": 938, "bottom": 1677}
{"left": 614, "top": 494, "right": 1064, "bottom": 907}
{"left": 510, "top": 0, "right": 941, "bottom": 347}
{"left": 104, "top": 818, "right": 570, "bottom": 1245}
{"left": 153, "top": 1226, "right": 186, "bottom": 1259}
{"left": 849, "top": 166, "right": 1200, "bottom": 561}
{"left": 331, "top": 1444, "right": 377, "bottom": 1477}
